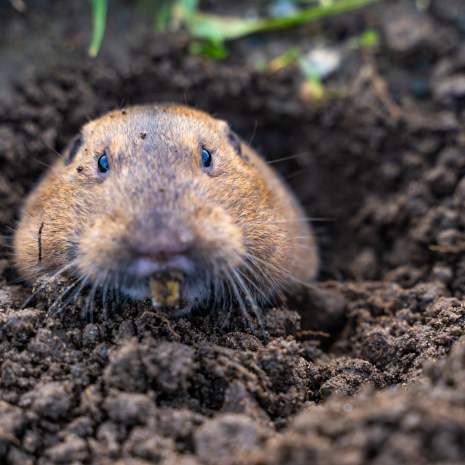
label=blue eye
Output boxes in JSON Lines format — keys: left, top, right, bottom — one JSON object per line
{"left": 201, "top": 147, "right": 212, "bottom": 169}
{"left": 97, "top": 152, "right": 110, "bottom": 173}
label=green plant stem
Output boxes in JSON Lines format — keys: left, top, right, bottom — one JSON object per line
{"left": 186, "top": 0, "right": 379, "bottom": 42}
{"left": 89, "top": 0, "right": 108, "bottom": 57}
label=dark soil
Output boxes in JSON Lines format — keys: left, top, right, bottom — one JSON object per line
{"left": 2, "top": 1, "right": 465, "bottom": 464}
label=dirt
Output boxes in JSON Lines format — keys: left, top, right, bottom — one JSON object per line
{"left": 1, "top": 0, "right": 465, "bottom": 464}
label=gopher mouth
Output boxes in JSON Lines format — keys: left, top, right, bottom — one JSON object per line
{"left": 148, "top": 272, "right": 184, "bottom": 309}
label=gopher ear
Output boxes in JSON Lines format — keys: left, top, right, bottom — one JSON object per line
{"left": 228, "top": 130, "right": 250, "bottom": 162}
{"left": 218, "top": 120, "right": 249, "bottom": 162}
{"left": 63, "top": 134, "right": 83, "bottom": 165}
{"left": 227, "top": 130, "right": 242, "bottom": 155}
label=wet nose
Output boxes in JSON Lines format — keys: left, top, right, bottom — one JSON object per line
{"left": 131, "top": 228, "right": 194, "bottom": 261}
{"left": 126, "top": 220, "right": 196, "bottom": 278}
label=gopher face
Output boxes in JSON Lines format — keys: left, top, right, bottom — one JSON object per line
{"left": 14, "top": 105, "right": 318, "bottom": 315}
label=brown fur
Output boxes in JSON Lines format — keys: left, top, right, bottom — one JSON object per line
{"left": 14, "top": 104, "right": 318, "bottom": 310}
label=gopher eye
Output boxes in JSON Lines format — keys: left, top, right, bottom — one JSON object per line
{"left": 200, "top": 147, "right": 212, "bottom": 169}
{"left": 97, "top": 151, "right": 110, "bottom": 173}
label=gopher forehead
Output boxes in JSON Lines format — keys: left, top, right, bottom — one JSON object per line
{"left": 82, "top": 105, "right": 220, "bottom": 141}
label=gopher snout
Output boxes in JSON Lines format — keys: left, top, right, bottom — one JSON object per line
{"left": 124, "top": 215, "right": 197, "bottom": 278}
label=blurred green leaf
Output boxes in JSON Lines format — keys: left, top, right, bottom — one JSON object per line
{"left": 154, "top": 1, "right": 175, "bottom": 32}
{"left": 189, "top": 40, "right": 228, "bottom": 59}
{"left": 88, "top": 0, "right": 107, "bottom": 57}
{"left": 269, "top": 47, "right": 301, "bottom": 72}
{"left": 358, "top": 28, "right": 379, "bottom": 47}
{"left": 348, "top": 27, "right": 380, "bottom": 49}
{"left": 186, "top": 14, "right": 259, "bottom": 42}
{"left": 306, "top": 76, "right": 325, "bottom": 100}
{"left": 174, "top": 0, "right": 198, "bottom": 19}
{"left": 154, "top": 0, "right": 199, "bottom": 31}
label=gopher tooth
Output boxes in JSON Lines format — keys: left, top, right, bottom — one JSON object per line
{"left": 149, "top": 277, "right": 181, "bottom": 309}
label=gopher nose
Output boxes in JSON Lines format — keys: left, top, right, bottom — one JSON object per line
{"left": 127, "top": 224, "right": 196, "bottom": 278}
{"left": 131, "top": 230, "right": 194, "bottom": 260}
